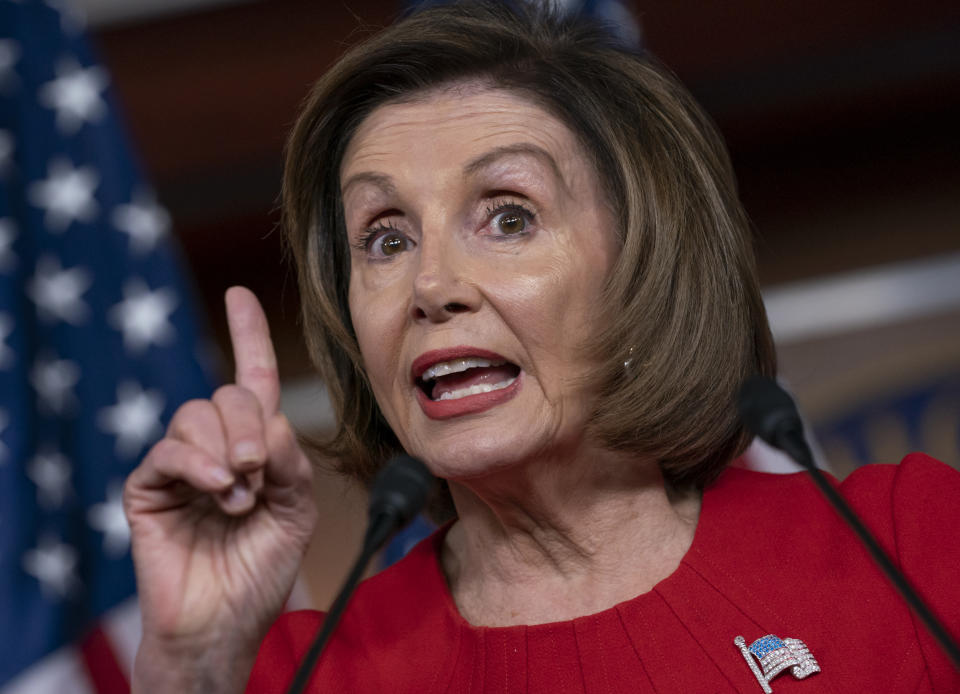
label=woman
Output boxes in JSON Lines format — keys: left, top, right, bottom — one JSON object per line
{"left": 124, "top": 3, "right": 960, "bottom": 692}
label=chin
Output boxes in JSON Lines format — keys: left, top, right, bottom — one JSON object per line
{"left": 409, "top": 427, "right": 545, "bottom": 482}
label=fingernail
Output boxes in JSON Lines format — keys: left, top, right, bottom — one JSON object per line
{"left": 233, "top": 440, "right": 263, "bottom": 464}
{"left": 225, "top": 481, "right": 251, "bottom": 507}
{"left": 210, "top": 466, "right": 234, "bottom": 487}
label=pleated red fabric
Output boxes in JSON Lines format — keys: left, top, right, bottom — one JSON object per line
{"left": 246, "top": 454, "right": 960, "bottom": 693}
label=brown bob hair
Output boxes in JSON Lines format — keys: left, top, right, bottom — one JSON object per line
{"left": 282, "top": 0, "right": 776, "bottom": 497}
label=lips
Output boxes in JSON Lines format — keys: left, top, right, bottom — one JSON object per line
{"left": 411, "top": 346, "right": 522, "bottom": 419}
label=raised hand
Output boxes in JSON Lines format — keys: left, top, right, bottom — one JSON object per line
{"left": 124, "top": 286, "right": 318, "bottom": 693}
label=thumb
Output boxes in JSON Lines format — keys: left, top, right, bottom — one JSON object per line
{"left": 263, "top": 412, "right": 313, "bottom": 494}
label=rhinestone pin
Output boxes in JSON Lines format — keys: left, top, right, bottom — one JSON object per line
{"left": 735, "top": 634, "right": 821, "bottom": 693}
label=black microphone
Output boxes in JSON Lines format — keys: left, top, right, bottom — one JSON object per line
{"left": 738, "top": 376, "right": 960, "bottom": 670}
{"left": 738, "top": 375, "right": 812, "bottom": 467}
{"left": 364, "top": 453, "right": 435, "bottom": 555}
{"left": 285, "top": 455, "right": 435, "bottom": 694}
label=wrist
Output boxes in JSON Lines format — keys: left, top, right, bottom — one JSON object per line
{"left": 133, "top": 632, "right": 261, "bottom": 694}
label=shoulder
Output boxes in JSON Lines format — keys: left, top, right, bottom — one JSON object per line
{"left": 839, "top": 451, "right": 959, "bottom": 513}
{"left": 841, "top": 454, "right": 960, "bottom": 688}
{"left": 706, "top": 452, "right": 958, "bottom": 527}
{"left": 694, "top": 454, "right": 960, "bottom": 692}
{"left": 700, "top": 454, "right": 960, "bottom": 583}
{"left": 831, "top": 452, "right": 960, "bottom": 562}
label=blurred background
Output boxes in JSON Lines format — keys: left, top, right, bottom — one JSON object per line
{"left": 2, "top": 0, "right": 958, "bottom": 691}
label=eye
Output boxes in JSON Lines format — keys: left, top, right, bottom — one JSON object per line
{"left": 486, "top": 200, "right": 536, "bottom": 238}
{"left": 374, "top": 231, "right": 408, "bottom": 256}
{"left": 494, "top": 210, "right": 526, "bottom": 235}
{"left": 353, "top": 223, "right": 413, "bottom": 260}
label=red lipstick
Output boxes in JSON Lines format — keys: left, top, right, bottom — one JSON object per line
{"left": 411, "top": 346, "right": 522, "bottom": 420}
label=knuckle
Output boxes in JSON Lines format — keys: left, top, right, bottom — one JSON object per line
{"left": 151, "top": 440, "right": 216, "bottom": 483}
{"left": 244, "top": 365, "right": 279, "bottom": 382}
{"left": 213, "top": 384, "right": 263, "bottom": 419}
{"left": 169, "top": 398, "right": 215, "bottom": 430}
{"left": 212, "top": 384, "right": 242, "bottom": 403}
{"left": 179, "top": 398, "right": 215, "bottom": 417}
{"left": 268, "top": 411, "right": 291, "bottom": 438}
{"left": 168, "top": 401, "right": 226, "bottom": 453}
{"left": 121, "top": 475, "right": 136, "bottom": 510}
{"left": 185, "top": 444, "right": 215, "bottom": 470}
{"left": 148, "top": 437, "right": 179, "bottom": 462}
{"left": 294, "top": 455, "right": 314, "bottom": 483}
{"left": 136, "top": 439, "right": 166, "bottom": 474}
{"left": 149, "top": 440, "right": 186, "bottom": 475}
{"left": 121, "top": 479, "right": 148, "bottom": 521}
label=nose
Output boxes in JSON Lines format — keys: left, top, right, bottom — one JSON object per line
{"left": 411, "top": 235, "right": 481, "bottom": 322}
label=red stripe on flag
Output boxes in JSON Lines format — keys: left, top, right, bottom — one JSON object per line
{"left": 79, "top": 624, "right": 130, "bottom": 694}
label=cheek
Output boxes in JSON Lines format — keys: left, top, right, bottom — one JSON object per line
{"left": 349, "top": 277, "right": 405, "bottom": 397}
{"left": 493, "top": 259, "right": 582, "bottom": 362}
{"left": 504, "top": 241, "right": 610, "bottom": 379}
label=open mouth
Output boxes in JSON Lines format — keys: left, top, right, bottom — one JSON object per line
{"left": 416, "top": 357, "right": 521, "bottom": 402}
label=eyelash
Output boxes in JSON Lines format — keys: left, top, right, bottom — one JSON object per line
{"left": 352, "top": 197, "right": 538, "bottom": 256}
{"left": 352, "top": 220, "right": 401, "bottom": 253}
{"left": 484, "top": 199, "right": 537, "bottom": 237}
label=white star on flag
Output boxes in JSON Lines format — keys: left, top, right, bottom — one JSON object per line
{"left": 31, "top": 353, "right": 81, "bottom": 415}
{"left": 87, "top": 483, "right": 130, "bottom": 557}
{"left": 27, "top": 449, "right": 73, "bottom": 509}
{"left": 0, "top": 129, "right": 13, "bottom": 175}
{"left": 0, "top": 312, "right": 14, "bottom": 369}
{"left": 0, "top": 409, "right": 9, "bottom": 465}
{"left": 22, "top": 535, "right": 81, "bottom": 599}
{"left": 0, "top": 217, "right": 17, "bottom": 272}
{"left": 0, "top": 39, "right": 20, "bottom": 92}
{"left": 112, "top": 189, "right": 170, "bottom": 255}
{"left": 27, "top": 158, "right": 100, "bottom": 232}
{"left": 38, "top": 58, "right": 108, "bottom": 134}
{"left": 97, "top": 381, "right": 165, "bottom": 458}
{"left": 27, "top": 255, "right": 92, "bottom": 324}
{"left": 108, "top": 279, "right": 178, "bottom": 353}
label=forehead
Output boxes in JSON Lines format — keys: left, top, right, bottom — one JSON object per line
{"left": 340, "top": 84, "right": 588, "bottom": 186}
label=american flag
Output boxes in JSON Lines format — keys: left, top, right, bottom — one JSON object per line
{"left": 0, "top": 1, "right": 219, "bottom": 691}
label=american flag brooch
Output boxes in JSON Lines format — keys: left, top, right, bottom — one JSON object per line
{"left": 734, "top": 634, "right": 821, "bottom": 693}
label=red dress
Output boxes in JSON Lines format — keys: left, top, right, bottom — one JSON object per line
{"left": 246, "top": 453, "right": 960, "bottom": 693}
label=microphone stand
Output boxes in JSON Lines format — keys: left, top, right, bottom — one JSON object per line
{"left": 284, "top": 515, "right": 392, "bottom": 694}
{"left": 284, "top": 455, "right": 435, "bottom": 694}
{"left": 739, "top": 376, "right": 960, "bottom": 670}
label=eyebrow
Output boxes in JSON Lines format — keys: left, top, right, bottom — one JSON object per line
{"left": 464, "top": 143, "right": 568, "bottom": 191}
{"left": 340, "top": 142, "right": 568, "bottom": 199}
{"left": 341, "top": 171, "right": 397, "bottom": 199}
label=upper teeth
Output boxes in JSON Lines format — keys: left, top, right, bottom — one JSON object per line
{"left": 422, "top": 357, "right": 505, "bottom": 381}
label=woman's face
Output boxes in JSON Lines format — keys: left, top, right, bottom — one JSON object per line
{"left": 342, "top": 85, "right": 617, "bottom": 480}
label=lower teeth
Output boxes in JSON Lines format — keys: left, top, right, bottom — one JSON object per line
{"left": 437, "top": 378, "right": 515, "bottom": 401}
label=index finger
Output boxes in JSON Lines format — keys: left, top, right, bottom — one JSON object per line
{"left": 225, "top": 286, "right": 281, "bottom": 415}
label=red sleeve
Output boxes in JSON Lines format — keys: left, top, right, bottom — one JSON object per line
{"left": 244, "top": 610, "right": 325, "bottom": 694}
{"left": 843, "top": 453, "right": 960, "bottom": 691}
{"left": 891, "top": 454, "right": 960, "bottom": 691}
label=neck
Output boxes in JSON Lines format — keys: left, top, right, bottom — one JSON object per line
{"left": 441, "top": 442, "right": 702, "bottom": 627}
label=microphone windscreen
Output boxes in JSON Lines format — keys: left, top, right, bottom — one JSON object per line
{"left": 737, "top": 375, "right": 802, "bottom": 445}
{"left": 368, "top": 454, "right": 435, "bottom": 526}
